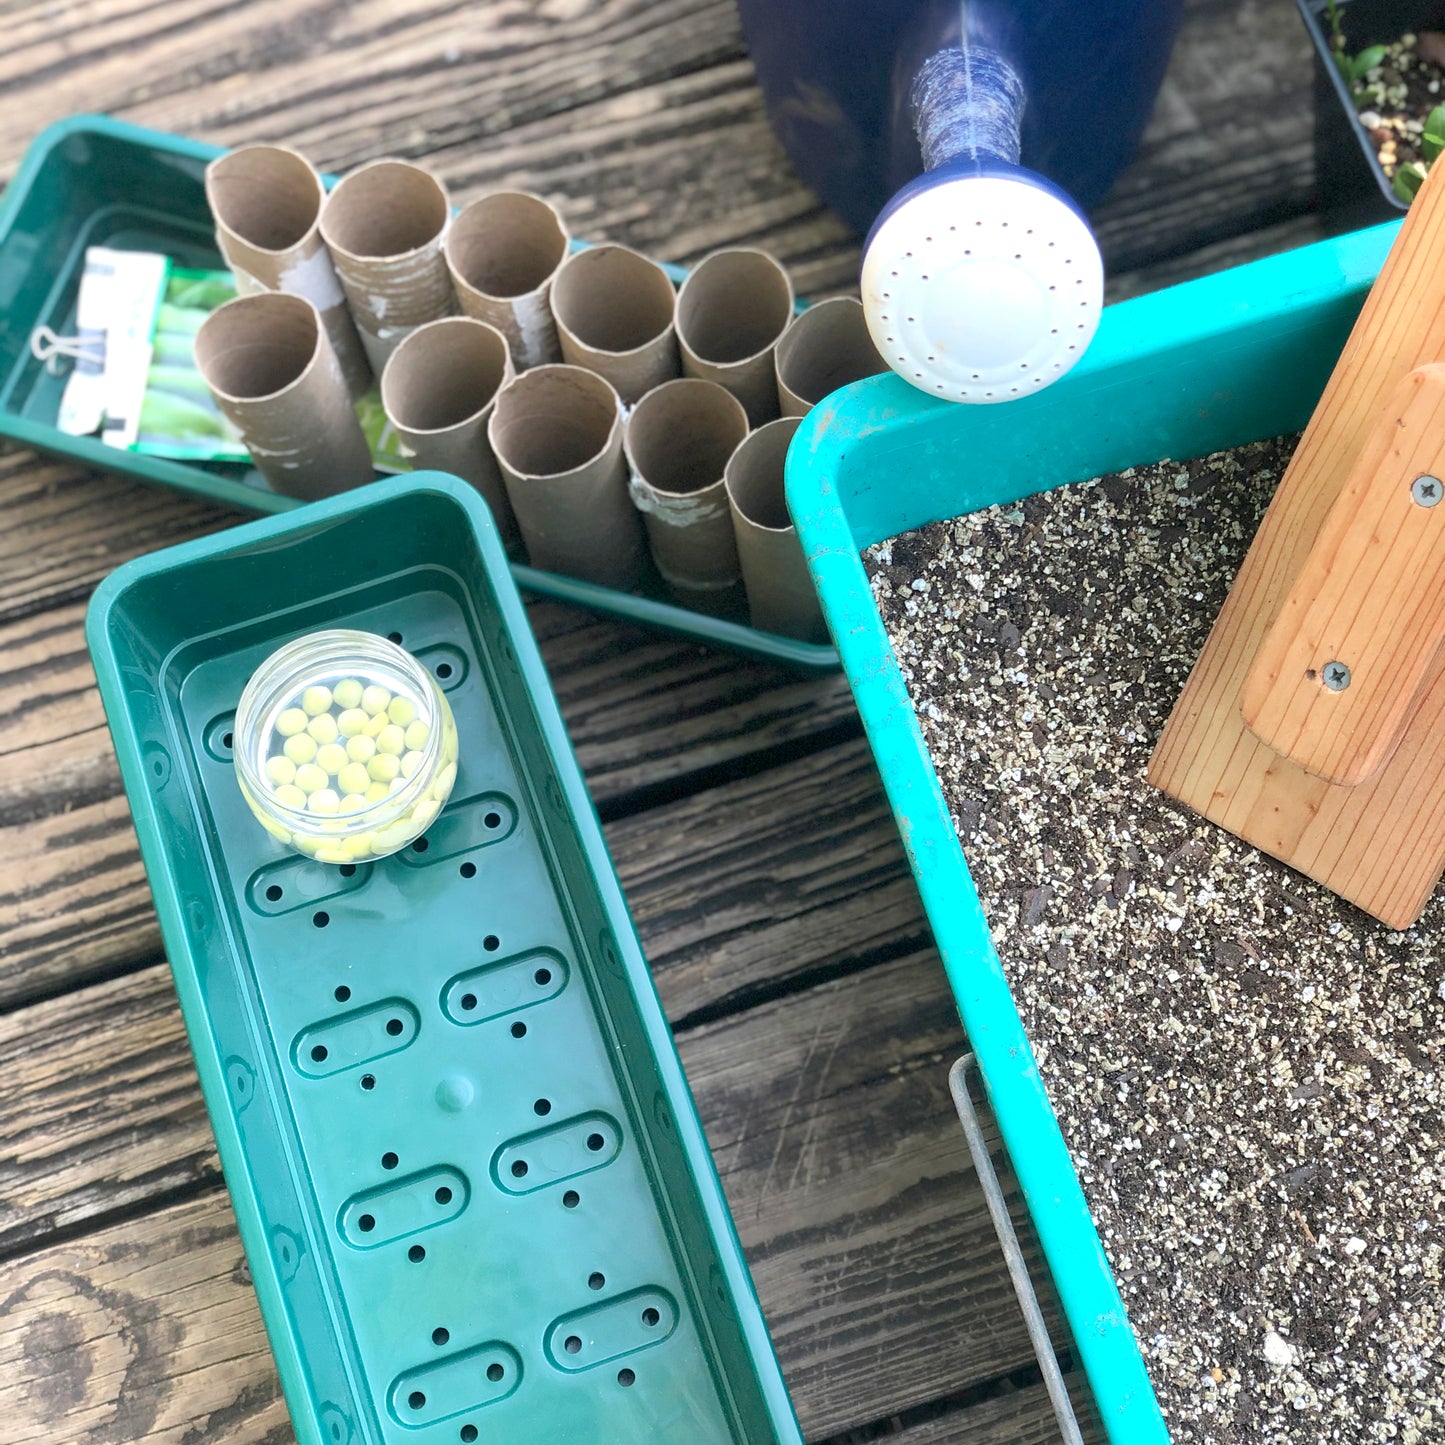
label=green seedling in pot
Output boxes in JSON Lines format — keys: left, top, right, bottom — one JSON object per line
{"left": 1391, "top": 102, "right": 1445, "bottom": 201}
{"left": 1325, "top": 0, "right": 1388, "bottom": 88}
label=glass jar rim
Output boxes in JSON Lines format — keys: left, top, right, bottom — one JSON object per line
{"left": 234, "top": 628, "right": 447, "bottom": 830}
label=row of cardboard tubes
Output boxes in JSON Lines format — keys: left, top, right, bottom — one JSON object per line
{"left": 200, "top": 149, "right": 890, "bottom": 642}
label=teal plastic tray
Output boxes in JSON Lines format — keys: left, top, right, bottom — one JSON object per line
{"left": 786, "top": 224, "right": 1399, "bottom": 1444}
{"left": 85, "top": 471, "right": 802, "bottom": 1445}
{"left": 3, "top": 113, "right": 837, "bottom": 673}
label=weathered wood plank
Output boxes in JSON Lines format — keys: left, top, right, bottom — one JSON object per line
{"left": 883, "top": 1382, "right": 1098, "bottom": 1444}
{"left": 0, "top": 738, "right": 922, "bottom": 1249}
{"left": 0, "top": 951, "right": 1055, "bottom": 1441}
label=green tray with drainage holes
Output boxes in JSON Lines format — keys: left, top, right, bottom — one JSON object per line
{"left": 0, "top": 113, "right": 837, "bottom": 674}
{"left": 85, "top": 470, "right": 802, "bottom": 1445}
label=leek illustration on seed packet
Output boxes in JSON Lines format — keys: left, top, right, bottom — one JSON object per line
{"left": 133, "top": 266, "right": 252, "bottom": 462}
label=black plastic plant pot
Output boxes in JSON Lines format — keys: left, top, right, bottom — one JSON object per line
{"left": 1297, "top": 0, "right": 1443, "bottom": 230}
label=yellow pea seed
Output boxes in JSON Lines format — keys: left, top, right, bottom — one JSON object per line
{"left": 284, "top": 733, "right": 318, "bottom": 765}
{"left": 378, "top": 724, "right": 406, "bottom": 756}
{"left": 301, "top": 685, "right": 333, "bottom": 716}
{"left": 346, "top": 734, "right": 376, "bottom": 763}
{"left": 259, "top": 815, "right": 294, "bottom": 844}
{"left": 307, "top": 712, "right": 339, "bottom": 745}
{"left": 368, "top": 753, "right": 400, "bottom": 783}
{"left": 265, "top": 755, "right": 297, "bottom": 787}
{"left": 365, "top": 781, "right": 390, "bottom": 802}
{"left": 338, "top": 762, "right": 372, "bottom": 797}
{"left": 362, "top": 684, "right": 392, "bottom": 715}
{"left": 308, "top": 788, "right": 341, "bottom": 815}
{"left": 337, "top": 708, "right": 368, "bottom": 738}
{"left": 343, "top": 832, "right": 375, "bottom": 858}
{"left": 338, "top": 792, "right": 370, "bottom": 815}
{"left": 274, "top": 783, "right": 307, "bottom": 810}
{"left": 316, "top": 743, "right": 349, "bottom": 776}
{"left": 401, "top": 749, "right": 425, "bottom": 779}
{"left": 333, "top": 678, "right": 364, "bottom": 710}
{"left": 411, "top": 798, "right": 440, "bottom": 830}
{"left": 388, "top": 696, "right": 418, "bottom": 727}
{"left": 276, "top": 707, "right": 308, "bottom": 737}
{"left": 365, "top": 712, "right": 389, "bottom": 738}
{"left": 404, "top": 720, "right": 430, "bottom": 751}
{"left": 431, "top": 762, "right": 456, "bottom": 801}
{"left": 295, "top": 763, "right": 329, "bottom": 794}
{"left": 292, "top": 833, "right": 321, "bottom": 856}
{"left": 316, "top": 844, "right": 352, "bottom": 864}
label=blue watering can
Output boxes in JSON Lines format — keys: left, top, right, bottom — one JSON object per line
{"left": 735, "top": 0, "right": 1185, "bottom": 400}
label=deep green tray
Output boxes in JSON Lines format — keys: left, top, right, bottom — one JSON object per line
{"left": 85, "top": 470, "right": 802, "bottom": 1445}
{"left": 786, "top": 223, "right": 1400, "bottom": 1443}
{"left": 4, "top": 113, "right": 837, "bottom": 673}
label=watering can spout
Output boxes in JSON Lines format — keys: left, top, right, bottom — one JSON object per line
{"left": 861, "top": 45, "right": 1104, "bottom": 403}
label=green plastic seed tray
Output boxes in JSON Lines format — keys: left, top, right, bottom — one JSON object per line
{"left": 2, "top": 113, "right": 837, "bottom": 673}
{"left": 785, "top": 223, "right": 1399, "bottom": 1443}
{"left": 85, "top": 470, "right": 802, "bottom": 1445}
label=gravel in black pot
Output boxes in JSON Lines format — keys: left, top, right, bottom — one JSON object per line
{"left": 1298, "top": 0, "right": 1445, "bottom": 229}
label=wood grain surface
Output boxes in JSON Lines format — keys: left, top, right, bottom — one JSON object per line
{"left": 0, "top": 0, "right": 1333, "bottom": 1439}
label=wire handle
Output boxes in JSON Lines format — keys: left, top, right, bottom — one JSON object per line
{"left": 948, "top": 1054, "right": 1086, "bottom": 1445}
{"left": 29, "top": 324, "right": 105, "bottom": 376}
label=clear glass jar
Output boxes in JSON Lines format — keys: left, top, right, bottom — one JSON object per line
{"left": 234, "top": 629, "right": 458, "bottom": 864}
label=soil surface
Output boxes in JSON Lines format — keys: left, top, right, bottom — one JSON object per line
{"left": 1347, "top": 30, "right": 1445, "bottom": 179}
{"left": 866, "top": 438, "right": 1444, "bottom": 1444}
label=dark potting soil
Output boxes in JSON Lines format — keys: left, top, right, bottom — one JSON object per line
{"left": 1347, "top": 30, "right": 1445, "bottom": 181}
{"left": 865, "top": 438, "right": 1444, "bottom": 1444}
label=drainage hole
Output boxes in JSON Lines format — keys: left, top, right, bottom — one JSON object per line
{"left": 358, "top": 1214, "right": 376, "bottom": 1232}
{"left": 486, "top": 1363, "right": 504, "bottom": 1383}
{"left": 361, "top": 1074, "right": 376, "bottom": 1091}
{"left": 642, "top": 1307, "right": 660, "bottom": 1327}
{"left": 408, "top": 1390, "right": 425, "bottom": 1410}
{"left": 382, "top": 1151, "right": 399, "bottom": 1170}
{"left": 433, "top": 1326, "right": 449, "bottom": 1346}
{"left": 511, "top": 1159, "right": 529, "bottom": 1178}
{"left": 265, "top": 884, "right": 283, "bottom": 902}
{"left": 534, "top": 1098, "right": 551, "bottom": 1116}
{"left": 510, "top": 1021, "right": 527, "bottom": 1039}
{"left": 334, "top": 985, "right": 351, "bottom": 1002}
{"left": 484, "top": 934, "right": 500, "bottom": 951}
{"left": 459, "top": 861, "right": 476, "bottom": 879}
{"left": 313, "top": 911, "right": 330, "bottom": 928}
{"left": 413, "top": 836, "right": 430, "bottom": 853}
{"left": 435, "top": 1185, "right": 453, "bottom": 1205}
{"left": 222, "top": 731, "right": 233, "bottom": 749}
{"left": 484, "top": 811, "right": 502, "bottom": 829}
{"left": 460, "top": 993, "right": 478, "bottom": 1011}
{"left": 388, "top": 631, "right": 404, "bottom": 644}
{"left": 586, "top": 1132, "right": 605, "bottom": 1152}
{"left": 310, "top": 1044, "right": 328, "bottom": 1063}
{"left": 436, "top": 662, "right": 453, "bottom": 679}
{"left": 409, "top": 1245, "right": 426, "bottom": 1263}
{"left": 563, "top": 1336, "right": 582, "bottom": 1355}
{"left": 588, "top": 1271, "right": 605, "bottom": 1290}
{"left": 339, "top": 863, "right": 356, "bottom": 877}
{"left": 461, "top": 1429, "right": 478, "bottom": 1443}
{"left": 563, "top": 1190, "right": 580, "bottom": 1209}
{"left": 386, "top": 1017, "right": 404, "bottom": 1036}
{"left": 618, "top": 1368, "right": 636, "bottom": 1387}
{"left": 534, "top": 968, "right": 551, "bottom": 986}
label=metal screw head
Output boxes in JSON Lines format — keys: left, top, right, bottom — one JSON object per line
{"left": 1412, "top": 474, "right": 1442, "bottom": 507}
{"left": 1322, "top": 660, "right": 1351, "bottom": 691}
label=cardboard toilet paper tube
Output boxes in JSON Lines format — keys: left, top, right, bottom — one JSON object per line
{"left": 445, "top": 192, "right": 568, "bottom": 371}
{"left": 381, "top": 317, "right": 517, "bottom": 544}
{"left": 774, "top": 296, "right": 888, "bottom": 417}
{"left": 625, "top": 379, "right": 748, "bottom": 611}
{"left": 676, "top": 248, "right": 794, "bottom": 426}
{"left": 724, "top": 416, "right": 826, "bottom": 643}
{"left": 487, "top": 365, "right": 645, "bottom": 588}
{"left": 319, "top": 159, "right": 456, "bottom": 374}
{"left": 550, "top": 245, "right": 679, "bottom": 406}
{"left": 195, "top": 292, "right": 374, "bottom": 501}
{"left": 205, "top": 145, "right": 372, "bottom": 399}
